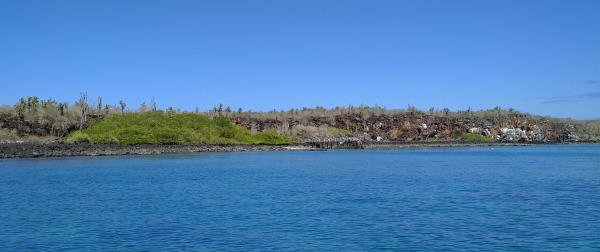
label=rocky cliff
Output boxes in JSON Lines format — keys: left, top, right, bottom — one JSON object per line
{"left": 230, "top": 110, "right": 587, "bottom": 143}
{"left": 0, "top": 114, "right": 76, "bottom": 137}
{"left": 1, "top": 107, "right": 597, "bottom": 143}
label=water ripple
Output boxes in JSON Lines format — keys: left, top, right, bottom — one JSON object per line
{"left": 1, "top": 146, "right": 599, "bottom": 251}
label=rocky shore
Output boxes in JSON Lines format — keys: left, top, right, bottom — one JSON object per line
{"left": 2, "top": 140, "right": 595, "bottom": 159}
{"left": 362, "top": 140, "right": 546, "bottom": 148}
{"left": 0, "top": 142, "right": 297, "bottom": 158}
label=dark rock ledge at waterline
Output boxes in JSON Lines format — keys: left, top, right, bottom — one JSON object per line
{"left": 0, "top": 143, "right": 297, "bottom": 158}
{"left": 1, "top": 140, "right": 592, "bottom": 158}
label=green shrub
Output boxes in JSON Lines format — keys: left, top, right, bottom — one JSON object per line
{"left": 107, "top": 136, "right": 120, "bottom": 144}
{"left": 66, "top": 131, "right": 92, "bottom": 143}
{"left": 327, "top": 127, "right": 351, "bottom": 136}
{"left": 459, "top": 133, "right": 494, "bottom": 142}
{"left": 65, "top": 112, "right": 290, "bottom": 145}
{"left": 253, "top": 130, "right": 292, "bottom": 144}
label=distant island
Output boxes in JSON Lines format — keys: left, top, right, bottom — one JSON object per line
{"left": 1, "top": 95, "right": 599, "bottom": 158}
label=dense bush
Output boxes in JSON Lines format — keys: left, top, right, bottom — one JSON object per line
{"left": 458, "top": 133, "right": 495, "bottom": 143}
{"left": 66, "top": 112, "right": 290, "bottom": 145}
{"left": 327, "top": 127, "right": 351, "bottom": 136}
{"left": 253, "top": 130, "right": 291, "bottom": 144}
{"left": 66, "top": 131, "right": 92, "bottom": 143}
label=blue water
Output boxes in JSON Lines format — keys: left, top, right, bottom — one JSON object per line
{"left": 1, "top": 145, "right": 599, "bottom": 251}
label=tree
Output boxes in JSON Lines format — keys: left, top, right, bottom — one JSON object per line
{"left": 58, "top": 103, "right": 65, "bottom": 116}
{"left": 119, "top": 100, "right": 126, "bottom": 114}
{"left": 14, "top": 98, "right": 27, "bottom": 119}
{"left": 43, "top": 98, "right": 56, "bottom": 110}
{"left": 150, "top": 97, "right": 157, "bottom": 112}
{"left": 79, "top": 92, "right": 88, "bottom": 130}
{"left": 97, "top": 97, "right": 103, "bottom": 115}
{"left": 26, "top": 96, "right": 39, "bottom": 112}
{"left": 443, "top": 108, "right": 450, "bottom": 116}
{"left": 140, "top": 101, "right": 147, "bottom": 113}
{"left": 407, "top": 103, "right": 417, "bottom": 116}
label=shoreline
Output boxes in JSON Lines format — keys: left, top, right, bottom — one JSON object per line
{"left": 0, "top": 141, "right": 597, "bottom": 159}
{"left": 0, "top": 143, "right": 294, "bottom": 159}
{"left": 362, "top": 140, "right": 576, "bottom": 149}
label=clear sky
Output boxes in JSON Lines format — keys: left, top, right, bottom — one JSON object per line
{"left": 1, "top": 0, "right": 599, "bottom": 119}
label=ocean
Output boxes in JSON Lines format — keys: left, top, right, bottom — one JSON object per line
{"left": 1, "top": 145, "right": 599, "bottom": 251}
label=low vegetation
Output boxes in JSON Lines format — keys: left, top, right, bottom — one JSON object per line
{"left": 2, "top": 95, "right": 600, "bottom": 144}
{"left": 458, "top": 133, "right": 495, "bottom": 143}
{"left": 65, "top": 112, "right": 290, "bottom": 145}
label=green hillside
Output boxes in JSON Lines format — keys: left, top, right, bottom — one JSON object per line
{"left": 66, "top": 111, "right": 290, "bottom": 145}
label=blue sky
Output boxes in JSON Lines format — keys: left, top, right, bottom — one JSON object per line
{"left": 1, "top": 0, "right": 599, "bottom": 119}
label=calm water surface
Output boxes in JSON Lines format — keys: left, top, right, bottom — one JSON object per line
{"left": 1, "top": 145, "right": 599, "bottom": 251}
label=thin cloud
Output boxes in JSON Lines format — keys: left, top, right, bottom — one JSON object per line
{"left": 542, "top": 91, "right": 600, "bottom": 103}
{"left": 583, "top": 80, "right": 600, "bottom": 85}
